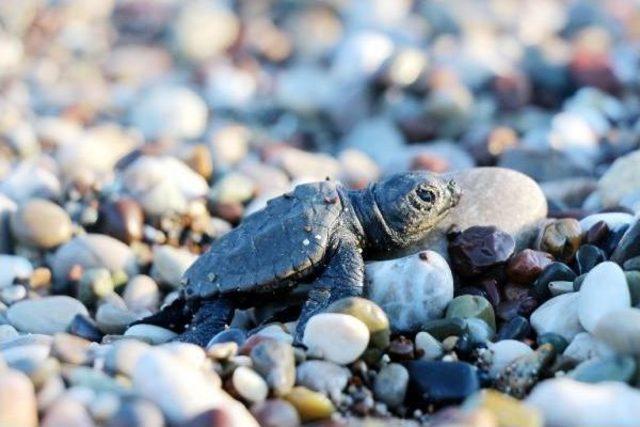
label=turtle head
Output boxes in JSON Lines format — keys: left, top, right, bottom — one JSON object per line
{"left": 369, "top": 171, "right": 461, "bottom": 250}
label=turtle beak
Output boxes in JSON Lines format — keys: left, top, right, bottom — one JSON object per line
{"left": 447, "top": 180, "right": 462, "bottom": 207}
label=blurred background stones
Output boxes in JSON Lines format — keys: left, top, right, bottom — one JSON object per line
{"left": 1, "top": 0, "right": 640, "bottom": 426}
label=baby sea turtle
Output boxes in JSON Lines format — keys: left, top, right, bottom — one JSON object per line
{"left": 134, "top": 172, "right": 461, "bottom": 345}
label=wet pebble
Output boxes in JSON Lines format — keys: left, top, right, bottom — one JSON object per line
{"left": 250, "top": 399, "right": 300, "bottom": 427}
{"left": 496, "top": 316, "right": 530, "bottom": 341}
{"left": 575, "top": 245, "right": 606, "bottom": 275}
{"left": 531, "top": 262, "right": 576, "bottom": 301}
{"left": 366, "top": 251, "right": 453, "bottom": 332}
{"left": 405, "top": 360, "right": 480, "bottom": 406}
{"left": 67, "top": 314, "right": 103, "bottom": 342}
{"left": 534, "top": 219, "right": 581, "bottom": 261}
{"left": 95, "top": 198, "right": 144, "bottom": 244}
{"left": 449, "top": 226, "right": 515, "bottom": 278}
{"left": 506, "top": 249, "right": 554, "bottom": 285}
{"left": 302, "top": 313, "right": 369, "bottom": 364}
{"left": 611, "top": 217, "right": 640, "bottom": 265}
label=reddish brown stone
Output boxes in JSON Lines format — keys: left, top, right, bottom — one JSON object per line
{"left": 506, "top": 249, "right": 554, "bottom": 285}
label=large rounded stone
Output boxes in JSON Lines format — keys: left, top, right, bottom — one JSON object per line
{"left": 302, "top": 313, "right": 369, "bottom": 365}
{"left": 325, "top": 297, "right": 390, "bottom": 349}
{"left": 411, "top": 167, "right": 547, "bottom": 257}
{"left": 593, "top": 308, "right": 640, "bottom": 355}
{"left": 597, "top": 149, "right": 640, "bottom": 208}
{"left": 0, "top": 369, "right": 38, "bottom": 427}
{"left": 10, "top": 199, "right": 72, "bottom": 249}
{"left": 365, "top": 251, "right": 453, "bottom": 332}
{"left": 530, "top": 293, "right": 584, "bottom": 342}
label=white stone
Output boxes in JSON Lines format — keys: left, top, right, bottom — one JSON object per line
{"left": 593, "top": 308, "right": 640, "bottom": 355}
{"left": 150, "top": 245, "right": 197, "bottom": 289}
{"left": 530, "top": 293, "right": 584, "bottom": 341}
{"left": 104, "top": 339, "right": 151, "bottom": 376}
{"left": 303, "top": 313, "right": 369, "bottom": 365}
{"left": 578, "top": 262, "right": 630, "bottom": 332}
{"left": 488, "top": 340, "right": 534, "bottom": 378}
{"left": 254, "top": 325, "right": 293, "bottom": 344}
{"left": 123, "top": 275, "right": 160, "bottom": 313}
{"left": 527, "top": 378, "right": 640, "bottom": 427}
{"left": 232, "top": 366, "right": 268, "bottom": 404}
{"left": 7, "top": 296, "right": 88, "bottom": 335}
{"left": 296, "top": 360, "right": 350, "bottom": 401}
{"left": 598, "top": 149, "right": 640, "bottom": 208}
{"left": 133, "top": 348, "right": 257, "bottom": 425}
{"left": 0, "top": 255, "right": 32, "bottom": 288}
{"left": 415, "top": 331, "right": 444, "bottom": 361}
{"left": 563, "top": 332, "right": 614, "bottom": 362}
{"left": 366, "top": 251, "right": 453, "bottom": 332}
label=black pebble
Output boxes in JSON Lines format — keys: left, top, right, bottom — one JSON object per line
{"left": 67, "top": 314, "right": 103, "bottom": 342}
{"left": 497, "top": 316, "right": 530, "bottom": 341}
{"left": 532, "top": 262, "right": 576, "bottom": 301}
{"left": 404, "top": 361, "right": 480, "bottom": 407}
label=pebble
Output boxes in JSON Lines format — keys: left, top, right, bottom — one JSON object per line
{"left": 0, "top": 324, "right": 19, "bottom": 342}
{"left": 488, "top": 340, "right": 534, "bottom": 378}
{"left": 422, "top": 318, "right": 468, "bottom": 341}
{"left": 563, "top": 332, "right": 613, "bottom": 362}
{"left": 446, "top": 295, "right": 496, "bottom": 331}
{"left": 414, "top": 331, "right": 443, "bottom": 361}
{"left": 150, "top": 245, "right": 197, "bottom": 289}
{"left": 133, "top": 348, "right": 256, "bottom": 425}
{"left": 531, "top": 262, "right": 576, "bottom": 301}
{"left": 296, "top": 360, "right": 350, "bottom": 401}
{"left": 374, "top": 363, "right": 409, "bottom": 408}
{"left": 7, "top": 296, "right": 88, "bottom": 334}
{"left": 302, "top": 313, "right": 369, "bottom": 364}
{"left": 568, "top": 355, "right": 636, "bottom": 384}
{"left": 250, "top": 339, "right": 295, "bottom": 396}
{"left": 51, "top": 333, "right": 92, "bottom": 365}
{"left": 77, "top": 268, "right": 114, "bottom": 307}
{"left": 0, "top": 369, "right": 38, "bottom": 427}
{"left": 415, "top": 168, "right": 547, "bottom": 256}
{"left": 130, "top": 86, "right": 207, "bottom": 140}
{"left": 41, "top": 396, "right": 94, "bottom": 427}
{"left": 495, "top": 344, "right": 555, "bottom": 398}
{"left": 365, "top": 251, "right": 453, "bottom": 332}
{"left": 405, "top": 361, "right": 480, "bottom": 406}
{"left": 579, "top": 212, "right": 633, "bottom": 232}
{"left": 597, "top": 149, "right": 640, "bottom": 208}
{"left": 121, "top": 156, "right": 208, "bottom": 216}
{"left": 464, "top": 389, "right": 542, "bottom": 427}
{"left": 283, "top": 386, "right": 335, "bottom": 422}
{"left": 10, "top": 198, "right": 73, "bottom": 249}
{"left": 575, "top": 245, "right": 606, "bottom": 275}
{"left": 96, "top": 299, "right": 139, "bottom": 335}
{"left": 530, "top": 292, "right": 584, "bottom": 341}
{"left": 537, "top": 333, "right": 569, "bottom": 354}
{"left": 123, "top": 275, "right": 160, "bottom": 313}
{"left": 496, "top": 316, "right": 530, "bottom": 341}
{"left": 325, "top": 297, "right": 390, "bottom": 350}
{"left": 251, "top": 399, "right": 300, "bottom": 427}
{"left": 593, "top": 308, "right": 640, "bottom": 355}
{"left": 0, "top": 255, "right": 33, "bottom": 288}
{"left": 51, "top": 234, "right": 138, "bottom": 286}
{"left": 106, "top": 399, "right": 165, "bottom": 427}
{"left": 527, "top": 378, "right": 640, "bottom": 427}
{"left": 534, "top": 219, "right": 581, "bottom": 261}
{"left": 578, "top": 261, "right": 630, "bottom": 332}
{"left": 95, "top": 198, "right": 144, "bottom": 244}
{"left": 611, "top": 217, "right": 640, "bottom": 265}
{"left": 625, "top": 271, "right": 640, "bottom": 305}
{"left": 232, "top": 366, "right": 268, "bottom": 404}
{"left": 104, "top": 339, "right": 151, "bottom": 376}
{"left": 124, "top": 324, "right": 177, "bottom": 344}
{"left": 68, "top": 314, "right": 103, "bottom": 342}
{"left": 449, "top": 226, "right": 515, "bottom": 278}
{"left": 506, "top": 249, "right": 554, "bottom": 285}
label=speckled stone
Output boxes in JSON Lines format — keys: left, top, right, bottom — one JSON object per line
{"left": 495, "top": 344, "right": 555, "bottom": 398}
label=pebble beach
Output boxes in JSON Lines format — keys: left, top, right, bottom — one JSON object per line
{"left": 1, "top": 1, "right": 640, "bottom": 426}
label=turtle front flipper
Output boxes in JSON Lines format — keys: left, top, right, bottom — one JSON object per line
{"left": 174, "top": 297, "right": 236, "bottom": 346}
{"left": 294, "top": 236, "right": 365, "bottom": 344}
{"left": 130, "top": 296, "right": 193, "bottom": 332}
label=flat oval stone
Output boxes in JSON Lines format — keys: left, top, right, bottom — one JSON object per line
{"left": 250, "top": 399, "right": 300, "bottom": 427}
{"left": 283, "top": 386, "right": 335, "bottom": 423}
{"left": 302, "top": 313, "right": 369, "bottom": 365}
{"left": 534, "top": 219, "right": 581, "bottom": 262}
{"left": 124, "top": 324, "right": 177, "bottom": 344}
{"left": 611, "top": 217, "right": 640, "bottom": 265}
{"left": 575, "top": 245, "right": 606, "bottom": 275}
{"left": 366, "top": 251, "right": 453, "bottom": 332}
{"left": 374, "top": 363, "right": 409, "bottom": 408}
{"left": 578, "top": 261, "right": 630, "bottom": 332}
{"left": 11, "top": 199, "right": 72, "bottom": 249}
{"left": 568, "top": 355, "right": 636, "bottom": 384}
{"left": 232, "top": 366, "right": 268, "bottom": 404}
{"left": 250, "top": 339, "right": 295, "bottom": 397}
{"left": 325, "top": 297, "right": 389, "bottom": 350}
{"left": 7, "top": 296, "right": 88, "bottom": 335}
{"left": 446, "top": 295, "right": 496, "bottom": 331}
{"left": 531, "top": 262, "right": 576, "bottom": 301}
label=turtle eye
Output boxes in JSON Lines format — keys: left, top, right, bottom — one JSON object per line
{"left": 416, "top": 187, "right": 436, "bottom": 204}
